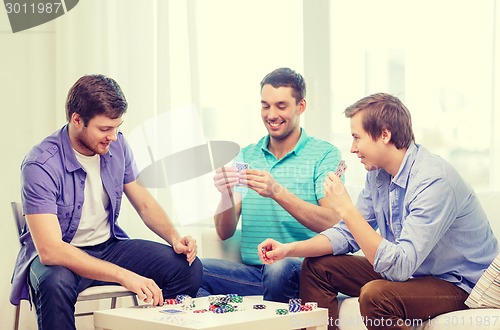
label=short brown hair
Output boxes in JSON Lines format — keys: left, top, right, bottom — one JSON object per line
{"left": 344, "top": 93, "right": 414, "bottom": 149}
{"left": 260, "top": 67, "right": 306, "bottom": 104}
{"left": 65, "top": 74, "right": 127, "bottom": 125}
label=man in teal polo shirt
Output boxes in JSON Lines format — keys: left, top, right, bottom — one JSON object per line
{"left": 198, "top": 67, "right": 343, "bottom": 302}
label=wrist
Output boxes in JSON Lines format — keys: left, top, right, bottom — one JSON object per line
{"left": 339, "top": 204, "right": 358, "bottom": 222}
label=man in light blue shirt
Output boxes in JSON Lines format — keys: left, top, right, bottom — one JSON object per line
{"left": 258, "top": 93, "right": 498, "bottom": 329}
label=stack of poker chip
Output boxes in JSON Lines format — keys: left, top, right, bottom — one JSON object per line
{"left": 164, "top": 298, "right": 178, "bottom": 305}
{"left": 176, "top": 294, "right": 195, "bottom": 310}
{"left": 275, "top": 308, "right": 289, "bottom": 315}
{"left": 208, "top": 294, "right": 242, "bottom": 314}
{"left": 304, "top": 302, "right": 318, "bottom": 310}
{"left": 253, "top": 304, "right": 266, "bottom": 310}
{"left": 288, "top": 298, "right": 302, "bottom": 313}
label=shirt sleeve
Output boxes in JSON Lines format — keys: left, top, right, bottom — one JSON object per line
{"left": 373, "top": 177, "right": 458, "bottom": 281}
{"left": 21, "top": 162, "right": 58, "bottom": 215}
{"left": 121, "top": 135, "right": 139, "bottom": 184}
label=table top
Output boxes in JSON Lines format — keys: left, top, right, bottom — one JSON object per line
{"left": 94, "top": 295, "right": 328, "bottom": 330}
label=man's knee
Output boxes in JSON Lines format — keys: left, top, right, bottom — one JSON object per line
{"left": 30, "top": 264, "right": 78, "bottom": 299}
{"left": 359, "top": 279, "right": 394, "bottom": 314}
{"left": 262, "top": 259, "right": 301, "bottom": 287}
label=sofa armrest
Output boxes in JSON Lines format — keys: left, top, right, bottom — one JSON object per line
{"left": 201, "top": 228, "right": 243, "bottom": 263}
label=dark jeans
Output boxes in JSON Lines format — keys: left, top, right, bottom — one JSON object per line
{"left": 29, "top": 238, "right": 202, "bottom": 330}
{"left": 299, "top": 254, "right": 469, "bottom": 330}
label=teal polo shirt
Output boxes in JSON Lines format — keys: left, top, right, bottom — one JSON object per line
{"left": 236, "top": 129, "right": 342, "bottom": 265}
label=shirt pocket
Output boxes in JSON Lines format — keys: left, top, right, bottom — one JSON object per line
{"left": 56, "top": 204, "right": 74, "bottom": 234}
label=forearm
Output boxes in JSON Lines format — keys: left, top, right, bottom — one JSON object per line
{"left": 273, "top": 187, "right": 341, "bottom": 232}
{"left": 138, "top": 202, "right": 181, "bottom": 245}
{"left": 214, "top": 195, "right": 240, "bottom": 240}
{"left": 41, "top": 242, "right": 133, "bottom": 284}
{"left": 339, "top": 205, "right": 381, "bottom": 264}
{"left": 287, "top": 234, "right": 333, "bottom": 258}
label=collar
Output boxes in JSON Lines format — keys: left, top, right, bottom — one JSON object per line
{"left": 390, "top": 142, "right": 418, "bottom": 188}
{"left": 61, "top": 124, "right": 112, "bottom": 173}
{"left": 259, "top": 128, "right": 310, "bottom": 156}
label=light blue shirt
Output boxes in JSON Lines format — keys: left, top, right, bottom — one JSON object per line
{"left": 236, "top": 129, "right": 342, "bottom": 265}
{"left": 322, "top": 142, "right": 498, "bottom": 293}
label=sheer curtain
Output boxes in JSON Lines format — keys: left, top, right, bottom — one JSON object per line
{"left": 328, "top": 0, "right": 499, "bottom": 192}
{"left": 53, "top": 0, "right": 304, "bottom": 233}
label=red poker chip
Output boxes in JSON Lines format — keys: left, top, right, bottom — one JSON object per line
{"left": 193, "top": 309, "right": 208, "bottom": 313}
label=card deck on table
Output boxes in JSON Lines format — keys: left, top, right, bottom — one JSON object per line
{"left": 335, "top": 160, "right": 347, "bottom": 178}
{"left": 160, "top": 309, "right": 184, "bottom": 314}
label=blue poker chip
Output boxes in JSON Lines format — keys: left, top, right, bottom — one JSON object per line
{"left": 288, "top": 303, "right": 301, "bottom": 313}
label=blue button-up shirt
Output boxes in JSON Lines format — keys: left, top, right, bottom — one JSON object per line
{"left": 322, "top": 143, "right": 498, "bottom": 293}
{"left": 10, "top": 125, "right": 138, "bottom": 305}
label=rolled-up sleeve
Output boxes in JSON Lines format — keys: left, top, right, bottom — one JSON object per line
{"left": 321, "top": 226, "right": 352, "bottom": 255}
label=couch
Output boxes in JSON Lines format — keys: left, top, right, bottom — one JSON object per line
{"left": 201, "top": 190, "right": 500, "bottom": 329}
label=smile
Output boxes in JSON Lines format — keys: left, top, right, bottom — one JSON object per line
{"left": 268, "top": 121, "right": 284, "bottom": 127}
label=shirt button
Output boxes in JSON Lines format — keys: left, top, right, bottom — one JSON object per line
{"left": 70, "top": 230, "right": 74, "bottom": 233}
{"left": 77, "top": 205, "right": 81, "bottom": 209}
{"left": 65, "top": 212, "right": 70, "bottom": 217}
{"left": 81, "top": 181, "right": 84, "bottom": 185}
{"left": 52, "top": 146, "right": 57, "bottom": 150}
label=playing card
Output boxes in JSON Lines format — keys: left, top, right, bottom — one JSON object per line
{"left": 160, "top": 309, "right": 184, "bottom": 314}
{"left": 234, "top": 162, "right": 249, "bottom": 186}
{"left": 335, "top": 160, "right": 347, "bottom": 178}
{"left": 234, "top": 162, "right": 249, "bottom": 172}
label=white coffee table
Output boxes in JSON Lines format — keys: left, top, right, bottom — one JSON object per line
{"left": 94, "top": 296, "right": 328, "bottom": 330}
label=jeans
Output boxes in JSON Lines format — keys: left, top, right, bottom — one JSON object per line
{"left": 300, "top": 254, "right": 469, "bottom": 330}
{"left": 29, "top": 238, "right": 202, "bottom": 330}
{"left": 198, "top": 257, "right": 302, "bottom": 303}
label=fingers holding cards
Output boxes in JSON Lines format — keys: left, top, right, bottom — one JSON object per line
{"left": 335, "top": 160, "right": 347, "bottom": 178}
{"left": 234, "top": 162, "right": 249, "bottom": 186}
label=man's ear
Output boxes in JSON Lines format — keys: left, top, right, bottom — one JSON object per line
{"left": 297, "top": 99, "right": 306, "bottom": 115}
{"left": 381, "top": 128, "right": 392, "bottom": 144}
{"left": 71, "top": 113, "right": 83, "bottom": 127}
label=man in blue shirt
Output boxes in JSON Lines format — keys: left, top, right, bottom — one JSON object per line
{"left": 258, "top": 93, "right": 498, "bottom": 329}
{"left": 199, "top": 68, "right": 343, "bottom": 302}
{"left": 10, "top": 75, "right": 202, "bottom": 330}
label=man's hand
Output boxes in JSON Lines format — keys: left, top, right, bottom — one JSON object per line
{"left": 240, "top": 169, "right": 283, "bottom": 198}
{"left": 122, "top": 272, "right": 164, "bottom": 306}
{"left": 213, "top": 166, "right": 240, "bottom": 193}
{"left": 257, "top": 238, "right": 290, "bottom": 264}
{"left": 172, "top": 236, "right": 197, "bottom": 266}
{"left": 323, "top": 172, "right": 354, "bottom": 218}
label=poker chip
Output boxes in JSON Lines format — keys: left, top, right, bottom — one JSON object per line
{"left": 305, "top": 302, "right": 318, "bottom": 309}
{"left": 213, "top": 307, "right": 226, "bottom": 314}
{"left": 253, "top": 304, "right": 266, "bottom": 309}
{"left": 301, "top": 304, "right": 313, "bottom": 311}
{"left": 288, "top": 303, "right": 301, "bottom": 313}
{"left": 230, "top": 296, "right": 243, "bottom": 303}
{"left": 193, "top": 309, "right": 208, "bottom": 313}
{"left": 223, "top": 304, "right": 235, "bottom": 312}
{"left": 276, "top": 308, "right": 289, "bottom": 315}
{"left": 164, "top": 298, "right": 178, "bottom": 305}
{"left": 176, "top": 294, "right": 189, "bottom": 303}
{"left": 289, "top": 298, "right": 302, "bottom": 305}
